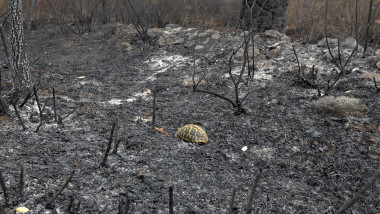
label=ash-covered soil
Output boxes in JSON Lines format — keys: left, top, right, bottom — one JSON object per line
{"left": 0, "top": 23, "right": 380, "bottom": 213}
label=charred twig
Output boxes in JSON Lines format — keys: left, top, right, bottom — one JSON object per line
{"left": 45, "top": 170, "right": 75, "bottom": 208}
{"left": 192, "top": 29, "right": 255, "bottom": 114}
{"left": 123, "top": 0, "right": 150, "bottom": 42}
{"left": 53, "top": 87, "right": 57, "bottom": 123}
{"left": 17, "top": 165, "right": 24, "bottom": 204}
{"left": 36, "top": 121, "right": 43, "bottom": 133}
{"left": 118, "top": 198, "right": 130, "bottom": 214}
{"left": 0, "top": 171, "right": 9, "bottom": 207}
{"left": 227, "top": 188, "right": 237, "bottom": 214}
{"left": 73, "top": 200, "right": 81, "bottom": 213}
{"left": 67, "top": 196, "right": 81, "bottom": 214}
{"left": 191, "top": 1, "right": 265, "bottom": 115}
{"left": 335, "top": 171, "right": 380, "bottom": 214}
{"left": 246, "top": 169, "right": 263, "bottom": 214}
{"left": 194, "top": 88, "right": 237, "bottom": 107}
{"left": 0, "top": 203, "right": 6, "bottom": 214}
{"left": 33, "top": 86, "right": 43, "bottom": 119}
{"left": 0, "top": 22, "right": 10, "bottom": 66}
{"left": 363, "top": 0, "right": 374, "bottom": 57}
{"left": 12, "top": 100, "right": 27, "bottom": 131}
{"left": 18, "top": 91, "right": 33, "bottom": 108}
{"left": 169, "top": 186, "right": 174, "bottom": 214}
{"left": 373, "top": 77, "right": 380, "bottom": 92}
{"left": 112, "top": 120, "right": 120, "bottom": 154}
{"left": 323, "top": 0, "right": 357, "bottom": 93}
{"left": 151, "top": 89, "right": 156, "bottom": 130}
{"left": 292, "top": 45, "right": 318, "bottom": 87}
{"left": 67, "top": 196, "right": 74, "bottom": 213}
{"left": 26, "top": 0, "right": 36, "bottom": 34}
{"left": 101, "top": 121, "right": 117, "bottom": 166}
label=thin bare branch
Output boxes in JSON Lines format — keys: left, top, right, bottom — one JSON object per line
{"left": 246, "top": 169, "right": 263, "bottom": 214}
{"left": 363, "top": 0, "right": 374, "bottom": 57}
{"left": 228, "top": 188, "right": 237, "bottom": 214}
{"left": 45, "top": 170, "right": 75, "bottom": 208}
{"left": 335, "top": 171, "right": 380, "bottom": 214}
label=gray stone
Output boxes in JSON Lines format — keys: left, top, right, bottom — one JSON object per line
{"left": 184, "top": 40, "right": 195, "bottom": 48}
{"left": 202, "top": 38, "right": 210, "bottom": 45}
{"left": 324, "top": 47, "right": 339, "bottom": 61}
{"left": 236, "top": 47, "right": 261, "bottom": 60}
{"left": 172, "top": 38, "right": 185, "bottom": 45}
{"left": 264, "top": 30, "right": 282, "bottom": 39}
{"left": 281, "top": 34, "right": 291, "bottom": 42}
{"left": 198, "top": 32, "right": 208, "bottom": 37}
{"left": 157, "top": 37, "right": 165, "bottom": 47}
{"left": 317, "top": 38, "right": 339, "bottom": 48}
{"left": 341, "top": 37, "right": 357, "bottom": 49}
{"left": 195, "top": 45, "right": 204, "bottom": 50}
{"left": 211, "top": 33, "right": 220, "bottom": 40}
{"left": 377, "top": 61, "right": 380, "bottom": 70}
{"left": 375, "top": 49, "right": 380, "bottom": 56}
{"left": 121, "top": 42, "right": 133, "bottom": 51}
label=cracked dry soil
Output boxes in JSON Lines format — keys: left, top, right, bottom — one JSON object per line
{"left": 0, "top": 23, "right": 380, "bottom": 213}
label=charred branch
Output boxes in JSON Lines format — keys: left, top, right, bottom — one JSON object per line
{"left": 335, "top": 171, "right": 380, "bottom": 214}
{"left": 169, "top": 186, "right": 174, "bottom": 214}
{"left": 101, "top": 120, "right": 117, "bottom": 166}
{"left": 227, "top": 188, "right": 237, "bottom": 214}
{"left": 152, "top": 88, "right": 156, "bottom": 130}
{"left": 323, "top": 0, "right": 357, "bottom": 93}
{"left": 373, "top": 77, "right": 380, "bottom": 92}
{"left": 45, "top": 170, "right": 75, "bottom": 208}
{"left": 17, "top": 164, "right": 24, "bottom": 204}
{"left": 33, "top": 86, "right": 42, "bottom": 119}
{"left": 0, "top": 171, "right": 9, "bottom": 207}
{"left": 246, "top": 169, "right": 263, "bottom": 214}
{"left": 53, "top": 87, "right": 57, "bottom": 123}
{"left": 12, "top": 99, "right": 26, "bottom": 130}
{"left": 118, "top": 198, "right": 130, "bottom": 214}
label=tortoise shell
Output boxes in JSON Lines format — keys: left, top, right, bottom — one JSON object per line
{"left": 175, "top": 124, "right": 208, "bottom": 144}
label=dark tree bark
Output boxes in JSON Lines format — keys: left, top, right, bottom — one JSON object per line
{"left": 101, "top": 0, "right": 107, "bottom": 24}
{"left": 8, "top": 0, "right": 32, "bottom": 99}
{"left": 240, "top": 0, "right": 289, "bottom": 33}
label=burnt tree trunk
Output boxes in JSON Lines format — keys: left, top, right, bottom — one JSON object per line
{"left": 9, "top": 0, "right": 32, "bottom": 100}
{"left": 102, "top": 0, "right": 107, "bottom": 24}
{"left": 240, "top": 0, "right": 289, "bottom": 33}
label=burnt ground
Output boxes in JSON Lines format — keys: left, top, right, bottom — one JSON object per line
{"left": 0, "top": 23, "right": 380, "bottom": 213}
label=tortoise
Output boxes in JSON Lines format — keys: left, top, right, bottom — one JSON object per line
{"left": 175, "top": 124, "right": 208, "bottom": 144}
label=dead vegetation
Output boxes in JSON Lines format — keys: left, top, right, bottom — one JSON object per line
{"left": 0, "top": 0, "right": 379, "bottom": 213}
{"left": 0, "top": 0, "right": 378, "bottom": 44}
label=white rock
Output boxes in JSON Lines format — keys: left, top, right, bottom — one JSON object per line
{"left": 376, "top": 61, "right": 380, "bottom": 70}
{"left": 172, "top": 38, "right": 185, "bottom": 45}
{"left": 198, "top": 32, "right": 208, "bottom": 37}
{"left": 202, "top": 38, "right": 210, "bottom": 45}
{"left": 324, "top": 47, "right": 339, "bottom": 61}
{"left": 211, "top": 33, "right": 220, "bottom": 40}
{"left": 341, "top": 37, "right": 357, "bottom": 49}
{"left": 317, "top": 38, "right": 338, "bottom": 48}
{"left": 264, "top": 30, "right": 282, "bottom": 39}
{"left": 184, "top": 40, "right": 195, "bottom": 48}
{"left": 195, "top": 45, "right": 204, "bottom": 50}
{"left": 121, "top": 42, "right": 132, "bottom": 51}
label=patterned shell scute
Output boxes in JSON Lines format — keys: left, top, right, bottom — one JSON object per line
{"left": 175, "top": 124, "right": 208, "bottom": 144}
